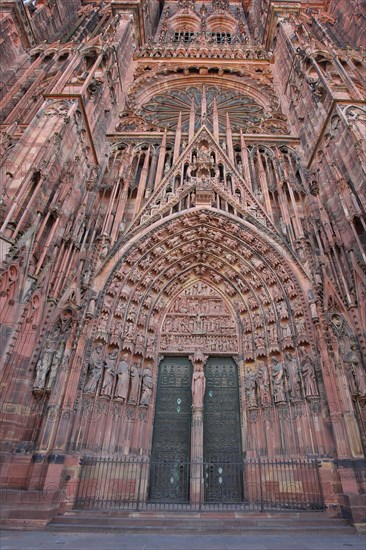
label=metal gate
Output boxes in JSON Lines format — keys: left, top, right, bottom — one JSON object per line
{"left": 74, "top": 456, "right": 325, "bottom": 512}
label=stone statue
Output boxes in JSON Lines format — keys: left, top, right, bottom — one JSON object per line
{"left": 46, "top": 339, "right": 65, "bottom": 391}
{"left": 300, "top": 352, "right": 319, "bottom": 397}
{"left": 344, "top": 343, "right": 366, "bottom": 397}
{"left": 285, "top": 352, "right": 301, "bottom": 400}
{"left": 256, "top": 361, "right": 271, "bottom": 406}
{"left": 140, "top": 368, "right": 153, "bottom": 406}
{"left": 128, "top": 363, "right": 141, "bottom": 404}
{"left": 192, "top": 365, "right": 206, "bottom": 407}
{"left": 34, "top": 335, "right": 55, "bottom": 390}
{"left": 245, "top": 370, "right": 257, "bottom": 408}
{"left": 271, "top": 357, "right": 286, "bottom": 403}
{"left": 84, "top": 344, "right": 104, "bottom": 394}
{"left": 114, "top": 355, "right": 130, "bottom": 401}
{"left": 100, "top": 349, "right": 118, "bottom": 397}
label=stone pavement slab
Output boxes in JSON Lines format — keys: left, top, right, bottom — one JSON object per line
{"left": 1, "top": 531, "right": 366, "bottom": 550}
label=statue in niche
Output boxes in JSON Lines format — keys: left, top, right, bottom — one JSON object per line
{"left": 34, "top": 328, "right": 61, "bottom": 390}
{"left": 128, "top": 363, "right": 141, "bottom": 404}
{"left": 271, "top": 357, "right": 286, "bottom": 403}
{"left": 285, "top": 352, "right": 302, "bottom": 400}
{"left": 300, "top": 351, "right": 319, "bottom": 397}
{"left": 343, "top": 342, "right": 366, "bottom": 397}
{"left": 192, "top": 365, "right": 206, "bottom": 408}
{"left": 84, "top": 343, "right": 104, "bottom": 394}
{"left": 245, "top": 370, "right": 257, "bottom": 408}
{"left": 114, "top": 354, "right": 130, "bottom": 401}
{"left": 256, "top": 361, "right": 271, "bottom": 406}
{"left": 140, "top": 367, "right": 153, "bottom": 406}
{"left": 46, "top": 339, "right": 66, "bottom": 391}
{"left": 164, "top": 160, "right": 170, "bottom": 174}
{"left": 100, "top": 349, "right": 118, "bottom": 398}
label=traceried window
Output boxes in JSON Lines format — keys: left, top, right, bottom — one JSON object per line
{"left": 173, "top": 31, "right": 195, "bottom": 43}
{"left": 211, "top": 32, "right": 231, "bottom": 43}
{"left": 173, "top": 31, "right": 232, "bottom": 44}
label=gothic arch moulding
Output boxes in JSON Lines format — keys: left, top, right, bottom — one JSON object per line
{"left": 72, "top": 208, "right": 326, "bottom": 456}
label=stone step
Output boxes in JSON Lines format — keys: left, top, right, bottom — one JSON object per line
{"left": 47, "top": 511, "right": 355, "bottom": 535}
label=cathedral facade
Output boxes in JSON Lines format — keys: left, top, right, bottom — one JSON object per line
{"left": 0, "top": 0, "right": 365, "bottom": 528}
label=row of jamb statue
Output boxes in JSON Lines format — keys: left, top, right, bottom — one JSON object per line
{"left": 83, "top": 344, "right": 153, "bottom": 406}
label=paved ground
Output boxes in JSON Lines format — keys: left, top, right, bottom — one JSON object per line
{"left": 1, "top": 531, "right": 365, "bottom": 550}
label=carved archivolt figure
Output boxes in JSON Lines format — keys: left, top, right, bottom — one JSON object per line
{"left": 271, "top": 357, "right": 286, "bottom": 403}
{"left": 192, "top": 365, "right": 206, "bottom": 407}
{"left": 114, "top": 355, "right": 130, "bottom": 401}
{"left": 140, "top": 368, "right": 153, "bottom": 406}
{"left": 128, "top": 364, "right": 141, "bottom": 404}
{"left": 344, "top": 343, "right": 366, "bottom": 397}
{"left": 300, "top": 352, "right": 319, "bottom": 397}
{"left": 84, "top": 344, "right": 104, "bottom": 394}
{"left": 101, "top": 350, "right": 118, "bottom": 397}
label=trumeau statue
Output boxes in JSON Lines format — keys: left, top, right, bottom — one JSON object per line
{"left": 192, "top": 365, "right": 206, "bottom": 407}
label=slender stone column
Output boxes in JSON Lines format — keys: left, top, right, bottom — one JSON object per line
{"left": 189, "top": 352, "right": 208, "bottom": 504}
{"left": 154, "top": 130, "right": 167, "bottom": 189}
{"left": 190, "top": 405, "right": 204, "bottom": 504}
{"left": 188, "top": 99, "right": 195, "bottom": 143}
{"left": 213, "top": 98, "right": 219, "bottom": 143}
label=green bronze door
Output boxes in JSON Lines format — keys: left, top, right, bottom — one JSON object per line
{"left": 149, "top": 357, "right": 192, "bottom": 502}
{"left": 203, "top": 357, "right": 243, "bottom": 503}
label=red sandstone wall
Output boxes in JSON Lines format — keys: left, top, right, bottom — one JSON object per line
{"left": 327, "top": 0, "right": 366, "bottom": 49}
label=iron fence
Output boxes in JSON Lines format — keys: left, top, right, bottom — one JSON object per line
{"left": 74, "top": 455, "right": 325, "bottom": 512}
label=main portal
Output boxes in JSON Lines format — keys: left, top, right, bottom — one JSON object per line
{"left": 149, "top": 355, "right": 242, "bottom": 503}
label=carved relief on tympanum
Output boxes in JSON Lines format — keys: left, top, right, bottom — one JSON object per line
{"left": 160, "top": 281, "right": 238, "bottom": 354}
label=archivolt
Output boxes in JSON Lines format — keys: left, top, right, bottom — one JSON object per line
{"left": 90, "top": 208, "right": 315, "bottom": 363}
